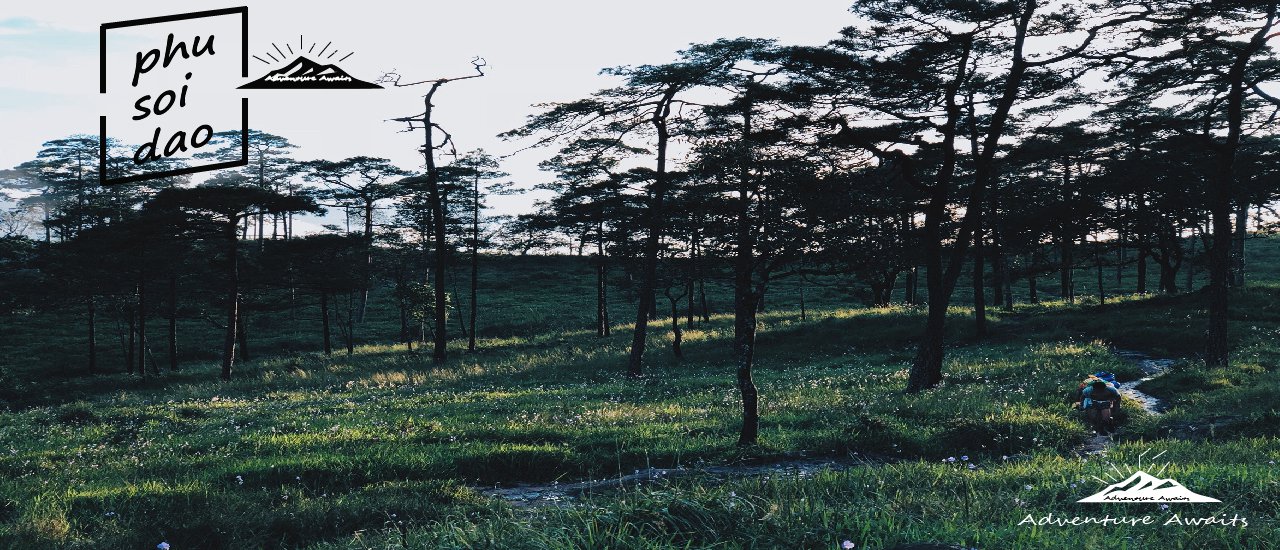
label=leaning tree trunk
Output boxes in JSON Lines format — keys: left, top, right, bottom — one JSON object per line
{"left": 626, "top": 89, "right": 677, "bottom": 377}
{"left": 907, "top": 38, "right": 980, "bottom": 393}
{"left": 908, "top": 148, "right": 956, "bottom": 393}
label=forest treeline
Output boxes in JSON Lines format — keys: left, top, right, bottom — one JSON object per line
{"left": 2, "top": 1, "right": 1279, "bottom": 446}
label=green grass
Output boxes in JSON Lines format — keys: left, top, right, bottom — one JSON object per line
{"left": 1, "top": 241, "right": 1279, "bottom": 548}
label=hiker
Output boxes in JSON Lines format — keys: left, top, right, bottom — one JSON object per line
{"left": 1080, "top": 379, "right": 1121, "bottom": 427}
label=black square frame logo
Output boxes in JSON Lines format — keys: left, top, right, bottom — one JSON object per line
{"left": 99, "top": 7, "right": 249, "bottom": 186}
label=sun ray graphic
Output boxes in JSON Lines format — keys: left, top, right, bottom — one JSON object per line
{"left": 254, "top": 36, "right": 357, "bottom": 66}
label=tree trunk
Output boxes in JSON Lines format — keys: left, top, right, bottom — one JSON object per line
{"left": 321, "top": 291, "right": 332, "bottom": 356}
{"left": 126, "top": 306, "right": 136, "bottom": 376}
{"left": 908, "top": 37, "right": 982, "bottom": 393}
{"left": 236, "top": 298, "right": 248, "bottom": 363}
{"left": 698, "top": 278, "right": 709, "bottom": 322}
{"left": 904, "top": 267, "right": 915, "bottom": 305}
{"left": 1001, "top": 255, "right": 1013, "bottom": 311}
{"left": 1158, "top": 259, "right": 1179, "bottom": 294}
{"left": 399, "top": 289, "right": 410, "bottom": 351}
{"left": 87, "top": 294, "right": 96, "bottom": 375}
{"left": 357, "top": 201, "right": 374, "bottom": 324}
{"left": 669, "top": 295, "right": 683, "bottom": 359}
{"left": 1232, "top": 198, "right": 1248, "bottom": 287}
{"left": 168, "top": 271, "right": 178, "bottom": 371}
{"left": 627, "top": 88, "right": 678, "bottom": 377}
{"left": 1059, "top": 233, "right": 1074, "bottom": 304}
{"left": 909, "top": 192, "right": 949, "bottom": 391}
{"left": 1207, "top": 198, "right": 1232, "bottom": 366}
{"left": 871, "top": 284, "right": 887, "bottom": 307}
{"left": 1204, "top": 12, "right": 1271, "bottom": 367}
{"left": 688, "top": 231, "right": 700, "bottom": 327}
{"left": 469, "top": 194, "right": 480, "bottom": 352}
{"left": 1182, "top": 230, "right": 1192, "bottom": 291}
{"left": 421, "top": 92, "right": 449, "bottom": 364}
{"left": 734, "top": 225, "right": 759, "bottom": 446}
{"left": 221, "top": 222, "right": 239, "bottom": 381}
{"left": 973, "top": 225, "right": 986, "bottom": 337}
{"left": 1136, "top": 248, "right": 1148, "bottom": 294}
{"left": 1116, "top": 224, "right": 1126, "bottom": 286}
{"left": 799, "top": 281, "right": 807, "bottom": 322}
{"left": 1095, "top": 239, "right": 1106, "bottom": 306}
{"left": 346, "top": 292, "right": 355, "bottom": 356}
{"left": 734, "top": 85, "right": 760, "bottom": 446}
{"left": 991, "top": 243, "right": 1005, "bottom": 309}
{"left": 137, "top": 273, "right": 147, "bottom": 376}
{"left": 990, "top": 214, "right": 1011, "bottom": 311}
{"left": 597, "top": 237, "right": 609, "bottom": 337}
{"left": 453, "top": 270, "right": 468, "bottom": 339}
{"left": 685, "top": 277, "right": 695, "bottom": 329}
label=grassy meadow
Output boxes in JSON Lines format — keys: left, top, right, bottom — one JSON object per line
{"left": 0, "top": 241, "right": 1278, "bottom": 549}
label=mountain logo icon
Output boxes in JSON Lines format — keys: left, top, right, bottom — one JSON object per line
{"left": 1076, "top": 471, "right": 1220, "bottom": 503}
{"left": 1076, "top": 450, "right": 1219, "bottom": 504}
{"left": 241, "top": 38, "right": 382, "bottom": 89}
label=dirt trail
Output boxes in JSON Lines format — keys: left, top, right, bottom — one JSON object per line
{"left": 1111, "top": 349, "right": 1175, "bottom": 414}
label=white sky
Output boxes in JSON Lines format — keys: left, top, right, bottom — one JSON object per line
{"left": 0, "top": 0, "right": 854, "bottom": 225}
